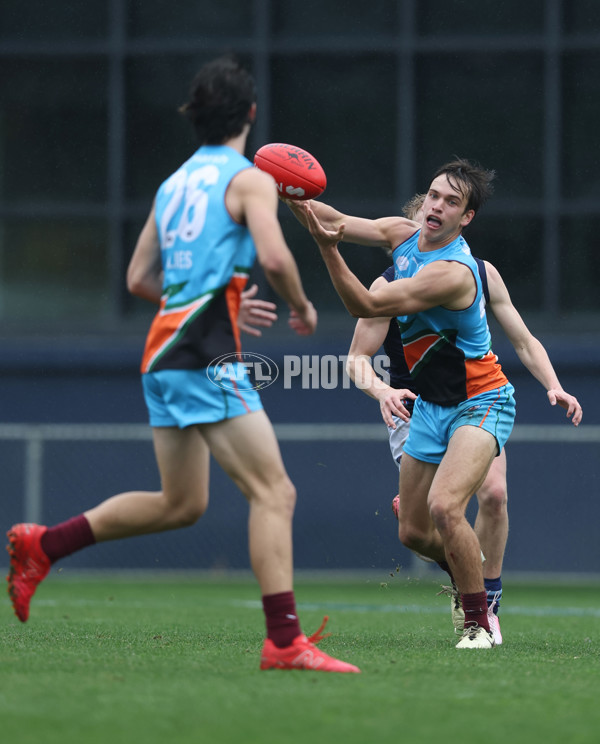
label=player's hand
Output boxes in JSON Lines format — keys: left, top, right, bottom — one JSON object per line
{"left": 289, "top": 301, "right": 317, "bottom": 336}
{"left": 379, "top": 388, "right": 417, "bottom": 427}
{"left": 281, "top": 198, "right": 311, "bottom": 228}
{"left": 547, "top": 388, "right": 583, "bottom": 426}
{"left": 303, "top": 202, "right": 345, "bottom": 252}
{"left": 281, "top": 196, "right": 310, "bottom": 207}
{"left": 238, "top": 284, "right": 278, "bottom": 337}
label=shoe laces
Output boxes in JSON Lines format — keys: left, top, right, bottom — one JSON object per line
{"left": 461, "top": 623, "right": 483, "bottom": 640}
{"left": 307, "top": 615, "right": 332, "bottom": 645}
{"left": 461, "top": 622, "right": 494, "bottom": 642}
{"left": 487, "top": 589, "right": 501, "bottom": 612}
{"left": 437, "top": 584, "right": 461, "bottom": 608}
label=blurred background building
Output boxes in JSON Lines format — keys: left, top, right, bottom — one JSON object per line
{"left": 0, "top": 0, "right": 598, "bottom": 575}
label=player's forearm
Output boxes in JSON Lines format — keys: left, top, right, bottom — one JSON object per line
{"left": 287, "top": 199, "right": 344, "bottom": 231}
{"left": 346, "top": 355, "right": 391, "bottom": 401}
{"left": 263, "top": 254, "right": 311, "bottom": 316}
{"left": 309, "top": 200, "right": 346, "bottom": 230}
{"left": 515, "top": 337, "right": 563, "bottom": 392}
{"left": 320, "top": 247, "right": 377, "bottom": 318}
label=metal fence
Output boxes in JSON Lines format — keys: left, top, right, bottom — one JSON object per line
{"left": 1, "top": 421, "right": 598, "bottom": 576}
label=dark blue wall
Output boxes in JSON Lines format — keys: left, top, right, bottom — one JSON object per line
{"left": 1, "top": 333, "right": 598, "bottom": 575}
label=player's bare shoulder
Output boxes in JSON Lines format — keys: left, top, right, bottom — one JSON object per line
{"left": 232, "top": 165, "right": 277, "bottom": 197}
{"left": 227, "top": 166, "right": 278, "bottom": 223}
{"left": 482, "top": 259, "right": 502, "bottom": 285}
{"left": 379, "top": 215, "right": 421, "bottom": 251}
{"left": 482, "top": 260, "right": 511, "bottom": 304}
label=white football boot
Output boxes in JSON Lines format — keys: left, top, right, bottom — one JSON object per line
{"left": 455, "top": 624, "right": 495, "bottom": 649}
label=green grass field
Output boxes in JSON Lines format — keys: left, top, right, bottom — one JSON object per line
{"left": 1, "top": 573, "right": 598, "bottom": 744}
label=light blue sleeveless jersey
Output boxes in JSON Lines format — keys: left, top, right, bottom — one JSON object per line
{"left": 154, "top": 145, "right": 255, "bottom": 309}
{"left": 143, "top": 145, "right": 255, "bottom": 372}
{"left": 392, "top": 229, "right": 508, "bottom": 405}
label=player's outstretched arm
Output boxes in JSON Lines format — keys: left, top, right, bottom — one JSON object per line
{"left": 486, "top": 261, "right": 582, "bottom": 426}
{"left": 304, "top": 201, "right": 471, "bottom": 318}
{"left": 285, "top": 198, "right": 416, "bottom": 250}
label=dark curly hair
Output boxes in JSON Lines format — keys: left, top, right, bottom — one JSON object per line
{"left": 179, "top": 55, "right": 257, "bottom": 145}
{"left": 431, "top": 158, "right": 496, "bottom": 215}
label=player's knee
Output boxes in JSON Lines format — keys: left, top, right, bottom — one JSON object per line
{"left": 251, "top": 475, "right": 296, "bottom": 518}
{"left": 168, "top": 495, "right": 208, "bottom": 528}
{"left": 274, "top": 477, "right": 296, "bottom": 518}
{"left": 428, "top": 499, "right": 460, "bottom": 536}
{"left": 180, "top": 504, "right": 207, "bottom": 527}
{"left": 398, "top": 522, "right": 427, "bottom": 553}
{"left": 477, "top": 481, "right": 507, "bottom": 514}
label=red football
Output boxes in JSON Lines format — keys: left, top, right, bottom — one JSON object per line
{"left": 253, "top": 143, "right": 326, "bottom": 200}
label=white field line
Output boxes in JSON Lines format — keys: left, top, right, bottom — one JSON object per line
{"left": 232, "top": 599, "right": 600, "bottom": 618}
{"left": 11, "top": 597, "right": 600, "bottom": 619}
